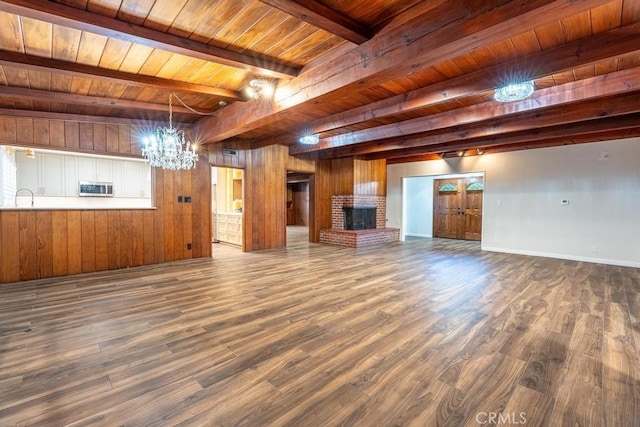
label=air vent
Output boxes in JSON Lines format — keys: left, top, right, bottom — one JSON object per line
{"left": 223, "top": 148, "right": 238, "bottom": 156}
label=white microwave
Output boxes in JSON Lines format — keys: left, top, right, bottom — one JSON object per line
{"left": 78, "top": 181, "right": 114, "bottom": 197}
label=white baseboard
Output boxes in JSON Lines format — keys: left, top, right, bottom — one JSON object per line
{"left": 404, "top": 233, "right": 432, "bottom": 238}
{"left": 481, "top": 245, "right": 640, "bottom": 268}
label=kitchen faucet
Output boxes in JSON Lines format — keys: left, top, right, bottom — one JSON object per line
{"left": 15, "top": 188, "right": 34, "bottom": 207}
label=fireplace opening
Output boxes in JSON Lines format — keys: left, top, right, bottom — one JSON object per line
{"left": 344, "top": 207, "right": 376, "bottom": 230}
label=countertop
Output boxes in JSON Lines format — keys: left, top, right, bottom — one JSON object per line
{"left": 0, "top": 206, "right": 157, "bottom": 210}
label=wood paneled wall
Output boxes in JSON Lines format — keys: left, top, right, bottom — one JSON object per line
{"left": 207, "top": 139, "right": 252, "bottom": 168}
{"left": 354, "top": 158, "right": 386, "bottom": 196}
{"left": 311, "top": 157, "right": 387, "bottom": 241}
{"left": 0, "top": 116, "right": 155, "bottom": 157}
{"left": 0, "top": 117, "right": 210, "bottom": 284}
{"left": 244, "top": 144, "right": 288, "bottom": 251}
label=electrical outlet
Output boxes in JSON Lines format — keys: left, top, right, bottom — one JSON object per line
{"left": 185, "top": 196, "right": 191, "bottom": 203}
{"left": 187, "top": 243, "right": 192, "bottom": 250}
{"left": 561, "top": 199, "right": 569, "bottom": 205}
{"left": 591, "top": 245, "right": 598, "bottom": 253}
{"left": 177, "top": 195, "right": 183, "bottom": 203}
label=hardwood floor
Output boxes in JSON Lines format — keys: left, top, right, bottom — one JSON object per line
{"left": 1, "top": 228, "right": 639, "bottom": 426}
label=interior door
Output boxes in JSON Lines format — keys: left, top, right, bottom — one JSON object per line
{"left": 464, "top": 178, "right": 483, "bottom": 241}
{"left": 433, "top": 179, "right": 463, "bottom": 239}
{"left": 433, "top": 178, "right": 483, "bottom": 240}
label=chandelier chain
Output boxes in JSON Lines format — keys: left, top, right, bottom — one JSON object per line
{"left": 172, "top": 92, "right": 218, "bottom": 116}
{"left": 169, "top": 93, "right": 173, "bottom": 128}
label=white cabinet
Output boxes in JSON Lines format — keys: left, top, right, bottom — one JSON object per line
{"left": 64, "top": 157, "right": 78, "bottom": 196}
{"left": 39, "top": 154, "right": 65, "bottom": 196}
{"left": 79, "top": 158, "right": 113, "bottom": 183}
{"left": 16, "top": 151, "right": 38, "bottom": 193}
{"left": 15, "top": 150, "right": 151, "bottom": 200}
{"left": 96, "top": 159, "right": 112, "bottom": 182}
{"left": 16, "top": 152, "right": 66, "bottom": 196}
{"left": 121, "top": 162, "right": 147, "bottom": 197}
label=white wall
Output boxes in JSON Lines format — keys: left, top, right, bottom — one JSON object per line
{"left": 404, "top": 176, "right": 434, "bottom": 237}
{"left": 387, "top": 138, "right": 640, "bottom": 267}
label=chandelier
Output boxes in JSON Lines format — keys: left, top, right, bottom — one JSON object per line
{"left": 142, "top": 93, "right": 198, "bottom": 170}
{"left": 494, "top": 81, "right": 535, "bottom": 103}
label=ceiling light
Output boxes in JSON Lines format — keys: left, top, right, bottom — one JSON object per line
{"left": 457, "top": 150, "right": 465, "bottom": 157}
{"left": 299, "top": 134, "right": 319, "bottom": 145}
{"left": 494, "top": 81, "right": 534, "bottom": 102}
{"left": 476, "top": 148, "right": 484, "bottom": 155}
{"left": 142, "top": 93, "right": 198, "bottom": 170}
{"left": 247, "top": 79, "right": 274, "bottom": 100}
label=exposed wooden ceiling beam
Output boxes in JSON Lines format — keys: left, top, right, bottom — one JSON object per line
{"left": 0, "top": 87, "right": 198, "bottom": 114}
{"left": 0, "top": 108, "right": 193, "bottom": 126}
{"left": 0, "top": 0, "right": 298, "bottom": 79}
{"left": 324, "top": 92, "right": 640, "bottom": 159}
{"left": 195, "top": 0, "right": 612, "bottom": 143}
{"left": 378, "top": 114, "right": 640, "bottom": 162}
{"left": 266, "top": 22, "right": 640, "bottom": 143}
{"left": 291, "top": 66, "right": 640, "bottom": 155}
{"left": 385, "top": 125, "right": 640, "bottom": 164}
{"left": 0, "top": 51, "right": 246, "bottom": 101}
{"left": 258, "top": 0, "right": 370, "bottom": 44}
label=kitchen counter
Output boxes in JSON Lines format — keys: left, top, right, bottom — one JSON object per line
{"left": 0, "top": 206, "right": 157, "bottom": 210}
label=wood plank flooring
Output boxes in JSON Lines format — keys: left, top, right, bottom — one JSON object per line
{"left": 1, "top": 226, "right": 639, "bottom": 426}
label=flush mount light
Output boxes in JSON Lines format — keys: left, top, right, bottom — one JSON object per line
{"left": 299, "top": 134, "right": 319, "bottom": 145}
{"left": 457, "top": 150, "right": 465, "bottom": 157}
{"left": 494, "top": 81, "right": 534, "bottom": 103}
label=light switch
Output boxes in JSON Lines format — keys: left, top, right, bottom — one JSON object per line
{"left": 561, "top": 199, "right": 569, "bottom": 205}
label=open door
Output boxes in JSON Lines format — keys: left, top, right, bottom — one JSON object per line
{"left": 433, "top": 177, "right": 483, "bottom": 241}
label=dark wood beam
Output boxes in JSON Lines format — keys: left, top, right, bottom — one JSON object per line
{"left": 258, "top": 0, "right": 370, "bottom": 44}
{"left": 0, "top": 108, "right": 194, "bottom": 126}
{"left": 350, "top": 98, "right": 640, "bottom": 160}
{"left": 268, "top": 22, "right": 640, "bottom": 143}
{"left": 385, "top": 126, "right": 640, "bottom": 164}
{"left": 0, "top": 51, "right": 246, "bottom": 101}
{"left": 291, "top": 66, "right": 640, "bottom": 155}
{"left": 0, "top": 87, "right": 197, "bottom": 114}
{"left": 196, "top": 0, "right": 611, "bottom": 143}
{"left": 0, "top": 0, "right": 298, "bottom": 79}
{"left": 323, "top": 92, "right": 640, "bottom": 159}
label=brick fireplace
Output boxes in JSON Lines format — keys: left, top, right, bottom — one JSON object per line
{"left": 320, "top": 195, "right": 399, "bottom": 248}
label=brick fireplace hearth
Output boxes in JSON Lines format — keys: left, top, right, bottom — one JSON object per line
{"left": 320, "top": 195, "right": 399, "bottom": 248}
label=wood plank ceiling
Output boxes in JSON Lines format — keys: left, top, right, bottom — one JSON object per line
{"left": 0, "top": 0, "right": 639, "bottom": 162}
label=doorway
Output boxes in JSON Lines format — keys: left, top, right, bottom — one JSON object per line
{"left": 211, "top": 166, "right": 244, "bottom": 249}
{"left": 286, "top": 171, "right": 311, "bottom": 246}
{"left": 433, "top": 176, "right": 484, "bottom": 241}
